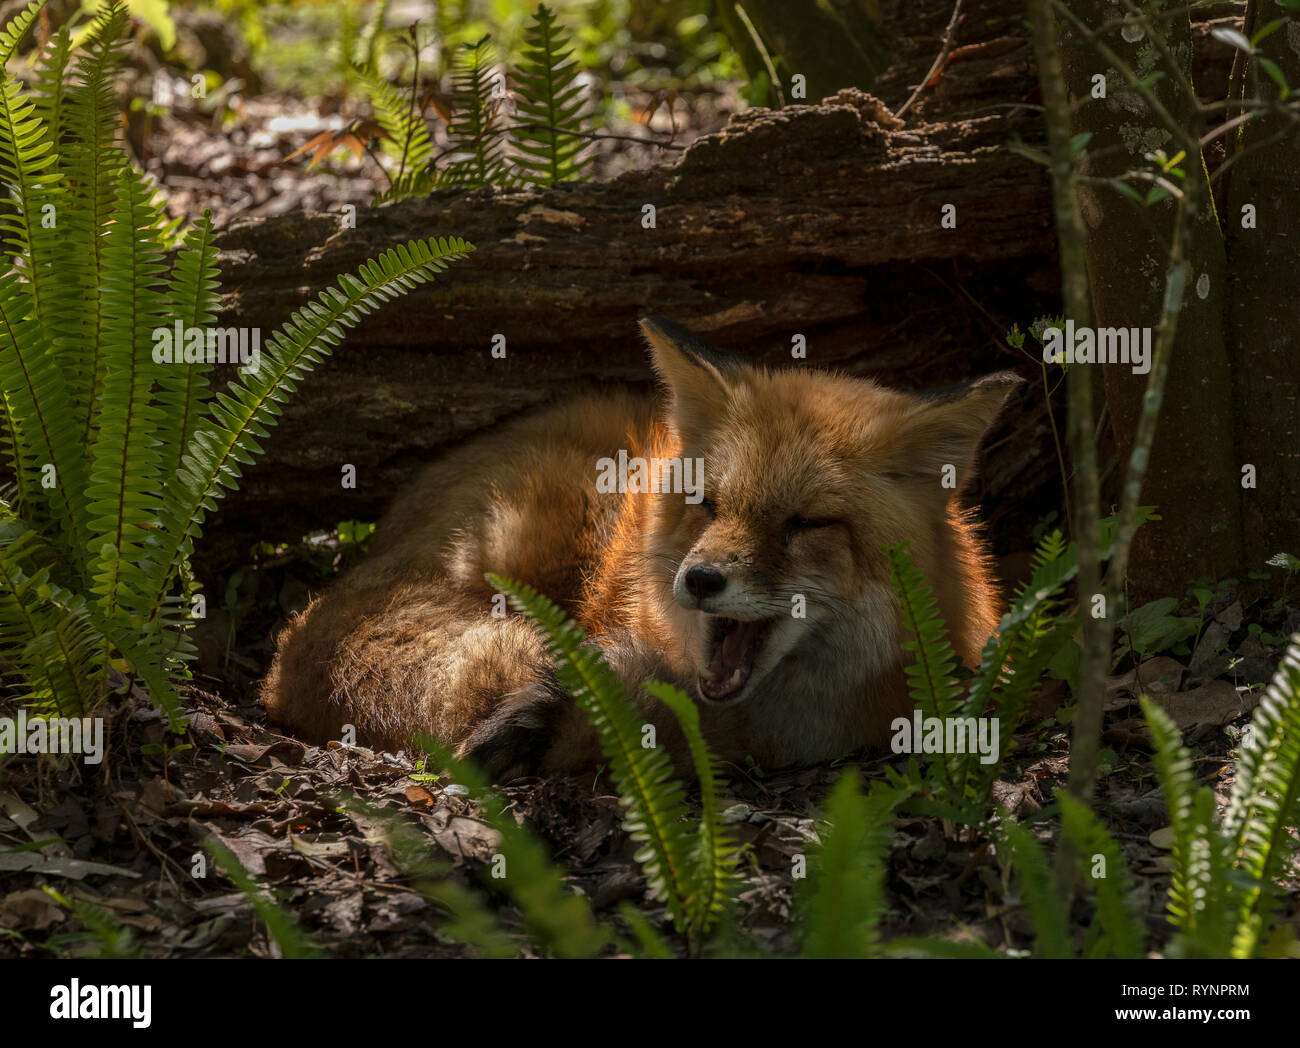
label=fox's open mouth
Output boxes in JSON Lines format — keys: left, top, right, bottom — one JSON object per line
{"left": 699, "top": 617, "right": 775, "bottom": 702}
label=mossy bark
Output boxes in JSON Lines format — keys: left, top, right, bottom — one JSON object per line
{"left": 1223, "top": 0, "right": 1300, "bottom": 573}
{"left": 1056, "top": 1, "right": 1244, "bottom": 599}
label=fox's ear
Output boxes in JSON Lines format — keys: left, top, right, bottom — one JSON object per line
{"left": 887, "top": 371, "right": 1023, "bottom": 488}
{"left": 639, "top": 314, "right": 742, "bottom": 439}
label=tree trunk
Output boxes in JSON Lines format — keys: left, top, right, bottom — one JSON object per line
{"left": 1055, "top": 1, "right": 1244, "bottom": 599}
{"left": 1224, "top": 0, "right": 1300, "bottom": 573}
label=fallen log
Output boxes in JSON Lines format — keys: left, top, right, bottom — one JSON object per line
{"left": 209, "top": 91, "right": 1060, "bottom": 574}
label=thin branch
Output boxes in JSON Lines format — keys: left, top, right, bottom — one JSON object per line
{"left": 1028, "top": 0, "right": 1105, "bottom": 811}
{"left": 893, "top": 0, "right": 963, "bottom": 120}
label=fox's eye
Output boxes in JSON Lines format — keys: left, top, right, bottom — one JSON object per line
{"left": 699, "top": 496, "right": 718, "bottom": 517}
{"left": 786, "top": 516, "right": 837, "bottom": 534}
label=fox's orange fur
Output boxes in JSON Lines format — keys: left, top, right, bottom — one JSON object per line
{"left": 263, "top": 317, "right": 1020, "bottom": 780}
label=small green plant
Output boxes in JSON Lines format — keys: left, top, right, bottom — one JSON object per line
{"left": 1266, "top": 552, "right": 1298, "bottom": 599}
{"left": 41, "top": 886, "right": 140, "bottom": 958}
{"left": 884, "top": 511, "right": 1155, "bottom": 828}
{"left": 1002, "top": 637, "right": 1300, "bottom": 958}
{"left": 354, "top": 57, "right": 435, "bottom": 204}
{"left": 489, "top": 574, "right": 743, "bottom": 956}
{"left": 510, "top": 2, "right": 592, "bottom": 186}
{"left": 349, "top": 5, "right": 593, "bottom": 202}
{"left": 205, "top": 839, "right": 323, "bottom": 958}
{"left": 0, "top": 1, "right": 472, "bottom": 731}
{"left": 1114, "top": 597, "right": 1199, "bottom": 667}
{"left": 1000, "top": 793, "right": 1146, "bottom": 959}
{"left": 884, "top": 530, "right": 1072, "bottom": 826}
{"left": 798, "top": 770, "right": 907, "bottom": 958}
{"left": 437, "top": 34, "right": 511, "bottom": 189}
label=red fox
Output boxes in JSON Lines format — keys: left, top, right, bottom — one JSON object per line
{"left": 262, "top": 317, "right": 1020, "bottom": 780}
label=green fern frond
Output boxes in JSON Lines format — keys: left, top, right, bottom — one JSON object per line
{"left": 354, "top": 63, "right": 434, "bottom": 203}
{"left": 1000, "top": 815, "right": 1072, "bottom": 958}
{"left": 0, "top": 7, "right": 474, "bottom": 733}
{"left": 1142, "top": 696, "right": 1197, "bottom": 918}
{"left": 644, "top": 680, "right": 744, "bottom": 943}
{"left": 801, "top": 770, "right": 906, "bottom": 958}
{"left": 1142, "top": 696, "right": 1234, "bottom": 957}
{"left": 1057, "top": 792, "right": 1145, "bottom": 958}
{"left": 488, "top": 574, "right": 699, "bottom": 938}
{"left": 0, "top": 45, "right": 62, "bottom": 322}
{"left": 0, "top": 0, "right": 42, "bottom": 64}
{"left": 416, "top": 735, "right": 609, "bottom": 958}
{"left": 0, "top": 517, "right": 107, "bottom": 714}
{"left": 438, "top": 36, "right": 509, "bottom": 188}
{"left": 1223, "top": 635, "right": 1300, "bottom": 957}
{"left": 948, "top": 528, "right": 1073, "bottom": 808}
{"left": 58, "top": 3, "right": 130, "bottom": 438}
{"left": 32, "top": 25, "right": 71, "bottom": 144}
{"left": 511, "top": 3, "right": 591, "bottom": 186}
{"left": 353, "top": 0, "right": 392, "bottom": 70}
{"left": 0, "top": 269, "right": 87, "bottom": 566}
{"left": 85, "top": 165, "right": 170, "bottom": 623}
{"left": 144, "top": 236, "right": 474, "bottom": 628}
{"left": 158, "top": 209, "right": 220, "bottom": 482}
{"left": 887, "top": 542, "right": 964, "bottom": 721}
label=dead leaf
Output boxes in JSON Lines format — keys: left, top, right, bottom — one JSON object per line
{"left": 404, "top": 784, "right": 438, "bottom": 807}
{"left": 1148, "top": 679, "right": 1259, "bottom": 730}
{"left": 423, "top": 807, "right": 502, "bottom": 861}
{"left": 203, "top": 826, "right": 271, "bottom": 876}
{"left": 289, "top": 831, "right": 351, "bottom": 859}
{"left": 0, "top": 853, "right": 141, "bottom": 879}
{"left": 1149, "top": 826, "right": 1176, "bottom": 850}
{"left": 1106, "top": 656, "right": 1186, "bottom": 703}
{"left": 224, "top": 740, "right": 306, "bottom": 766}
{"left": 0, "top": 889, "right": 66, "bottom": 930}
{"left": 1215, "top": 601, "right": 1244, "bottom": 632}
{"left": 139, "top": 776, "right": 180, "bottom": 813}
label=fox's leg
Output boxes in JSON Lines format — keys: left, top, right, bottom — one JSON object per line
{"left": 458, "top": 628, "right": 698, "bottom": 779}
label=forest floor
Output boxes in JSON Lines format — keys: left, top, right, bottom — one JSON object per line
{"left": 1, "top": 520, "right": 1294, "bottom": 957}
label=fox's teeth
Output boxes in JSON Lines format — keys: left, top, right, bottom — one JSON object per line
{"left": 728, "top": 668, "right": 743, "bottom": 687}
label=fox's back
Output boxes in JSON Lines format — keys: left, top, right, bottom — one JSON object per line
{"left": 354, "top": 389, "right": 658, "bottom": 611}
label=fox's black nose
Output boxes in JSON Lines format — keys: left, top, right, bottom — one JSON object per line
{"left": 685, "top": 564, "right": 727, "bottom": 599}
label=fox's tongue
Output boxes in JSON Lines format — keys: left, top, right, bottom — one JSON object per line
{"left": 700, "top": 618, "right": 769, "bottom": 701}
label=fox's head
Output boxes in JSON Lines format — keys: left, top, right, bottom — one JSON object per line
{"left": 639, "top": 315, "right": 1020, "bottom": 719}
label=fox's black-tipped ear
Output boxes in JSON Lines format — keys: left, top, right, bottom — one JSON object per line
{"left": 639, "top": 315, "right": 742, "bottom": 440}
{"left": 639, "top": 314, "right": 743, "bottom": 375}
{"left": 888, "top": 370, "right": 1025, "bottom": 488}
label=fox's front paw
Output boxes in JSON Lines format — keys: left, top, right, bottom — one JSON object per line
{"left": 456, "top": 673, "right": 571, "bottom": 783}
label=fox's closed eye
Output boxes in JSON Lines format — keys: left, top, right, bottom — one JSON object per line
{"left": 699, "top": 496, "right": 718, "bottom": 516}
{"left": 786, "top": 516, "right": 837, "bottom": 533}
